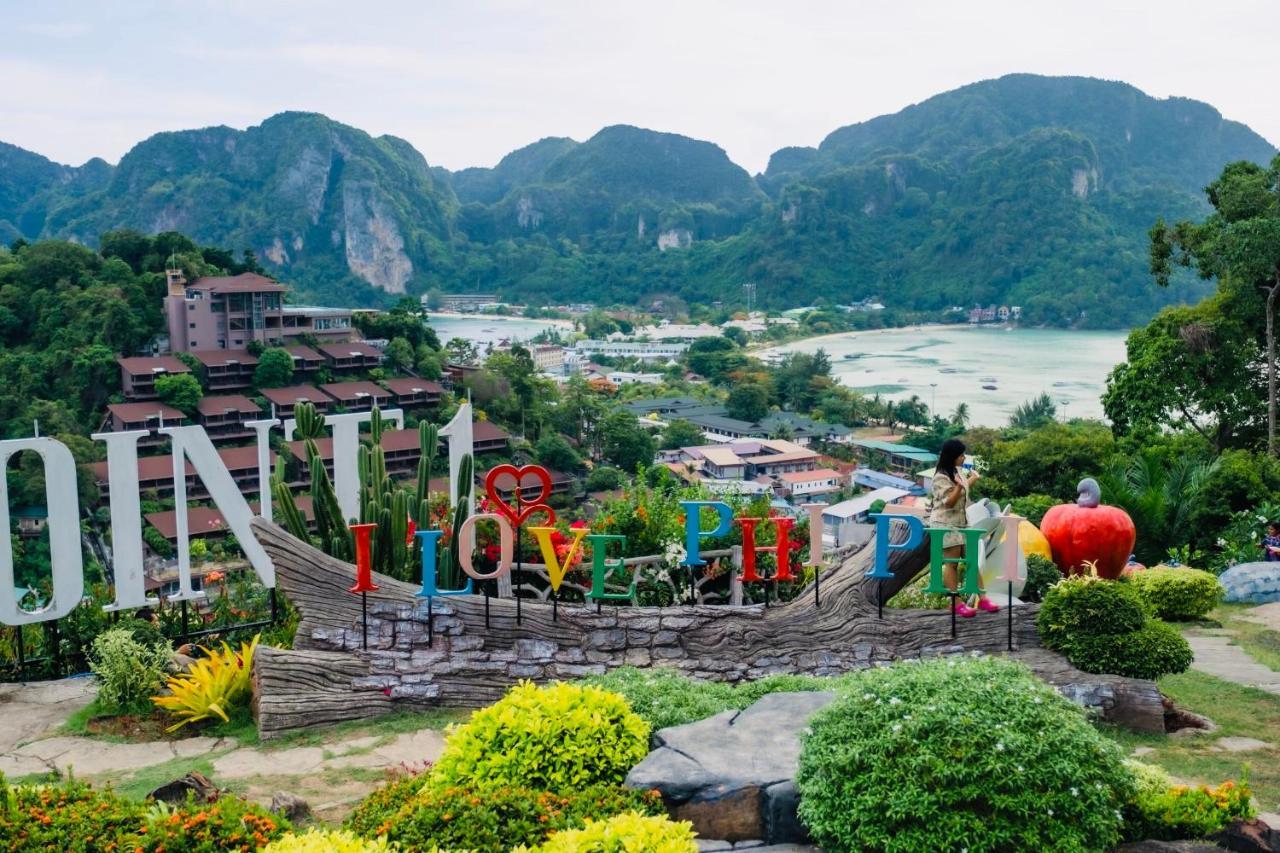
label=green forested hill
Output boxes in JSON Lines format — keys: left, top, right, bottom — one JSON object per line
{"left": 2, "top": 75, "right": 1275, "bottom": 325}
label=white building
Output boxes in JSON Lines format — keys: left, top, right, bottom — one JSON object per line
{"left": 635, "top": 322, "right": 722, "bottom": 341}
{"left": 530, "top": 345, "right": 565, "bottom": 373}
{"left": 607, "top": 371, "right": 664, "bottom": 386}
{"left": 775, "top": 468, "right": 846, "bottom": 502}
{"left": 574, "top": 340, "right": 690, "bottom": 360}
{"left": 819, "top": 487, "right": 910, "bottom": 547}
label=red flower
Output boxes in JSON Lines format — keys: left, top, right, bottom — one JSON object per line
{"left": 570, "top": 519, "right": 587, "bottom": 529}
{"left": 406, "top": 515, "right": 417, "bottom": 545}
{"left": 484, "top": 544, "right": 501, "bottom": 563}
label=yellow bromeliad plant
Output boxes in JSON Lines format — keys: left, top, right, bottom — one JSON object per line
{"left": 153, "top": 635, "right": 259, "bottom": 732}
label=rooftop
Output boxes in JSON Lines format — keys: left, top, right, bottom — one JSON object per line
{"left": 116, "top": 355, "right": 191, "bottom": 375}
{"left": 187, "top": 272, "right": 286, "bottom": 294}
{"left": 382, "top": 377, "right": 445, "bottom": 396}
{"left": 850, "top": 438, "right": 939, "bottom": 462}
{"left": 284, "top": 344, "right": 324, "bottom": 361}
{"left": 318, "top": 341, "right": 382, "bottom": 359}
{"left": 320, "top": 380, "right": 390, "bottom": 402}
{"left": 197, "top": 395, "right": 263, "bottom": 416}
{"left": 107, "top": 402, "right": 186, "bottom": 422}
{"left": 776, "top": 467, "right": 844, "bottom": 484}
{"left": 189, "top": 349, "right": 259, "bottom": 369}
{"left": 822, "top": 487, "right": 911, "bottom": 519}
{"left": 260, "top": 385, "right": 330, "bottom": 406}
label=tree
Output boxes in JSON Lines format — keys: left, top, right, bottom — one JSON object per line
{"left": 727, "top": 382, "right": 770, "bottom": 422}
{"left": 1149, "top": 155, "right": 1280, "bottom": 453}
{"left": 981, "top": 421, "right": 1117, "bottom": 500}
{"left": 722, "top": 326, "right": 748, "bottom": 346}
{"left": 1097, "top": 450, "right": 1219, "bottom": 564}
{"left": 660, "top": 418, "right": 706, "bottom": 450}
{"left": 424, "top": 289, "right": 444, "bottom": 311}
{"left": 686, "top": 337, "right": 746, "bottom": 382}
{"left": 535, "top": 433, "right": 583, "bottom": 472}
{"left": 950, "top": 403, "right": 971, "bottom": 429}
{"left": 586, "top": 465, "right": 625, "bottom": 492}
{"left": 384, "top": 337, "right": 414, "bottom": 372}
{"left": 600, "top": 409, "right": 657, "bottom": 472}
{"left": 446, "top": 337, "right": 480, "bottom": 365}
{"left": 1103, "top": 296, "right": 1259, "bottom": 452}
{"left": 253, "top": 347, "right": 295, "bottom": 389}
{"left": 155, "top": 373, "right": 203, "bottom": 415}
{"left": 1010, "top": 393, "right": 1057, "bottom": 430}
{"left": 773, "top": 351, "right": 832, "bottom": 411}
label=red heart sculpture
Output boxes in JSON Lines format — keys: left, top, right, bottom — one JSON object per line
{"left": 484, "top": 464, "right": 558, "bottom": 528}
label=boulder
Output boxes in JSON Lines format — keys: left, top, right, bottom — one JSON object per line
{"left": 1219, "top": 562, "right": 1280, "bottom": 605}
{"left": 627, "top": 692, "right": 836, "bottom": 844}
{"left": 147, "top": 771, "right": 220, "bottom": 804}
{"left": 1210, "top": 817, "right": 1280, "bottom": 853}
{"left": 270, "top": 791, "right": 312, "bottom": 822}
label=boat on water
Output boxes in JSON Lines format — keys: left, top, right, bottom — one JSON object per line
{"left": 1052, "top": 381, "right": 1069, "bottom": 387}
{"left": 980, "top": 376, "right": 998, "bottom": 383}
{"left": 982, "top": 384, "right": 998, "bottom": 391}
{"left": 939, "top": 367, "right": 960, "bottom": 374}
{"left": 842, "top": 353, "right": 862, "bottom": 360}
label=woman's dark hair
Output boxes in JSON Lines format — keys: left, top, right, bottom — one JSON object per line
{"left": 937, "top": 438, "right": 966, "bottom": 481}
{"left": 1268, "top": 521, "right": 1280, "bottom": 532}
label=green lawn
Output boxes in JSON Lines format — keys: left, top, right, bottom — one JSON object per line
{"left": 1097, "top": 670, "right": 1280, "bottom": 816}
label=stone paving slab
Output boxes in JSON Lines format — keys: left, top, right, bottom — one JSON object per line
{"left": 0, "top": 677, "right": 96, "bottom": 754}
{"left": 1, "top": 733, "right": 231, "bottom": 778}
{"left": 1185, "top": 634, "right": 1280, "bottom": 695}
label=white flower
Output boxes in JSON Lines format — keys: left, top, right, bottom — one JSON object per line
{"left": 1047, "top": 809, "right": 1054, "bottom": 817}
{"left": 995, "top": 742, "right": 1005, "bottom": 752}
{"left": 892, "top": 723, "right": 902, "bottom": 733}
{"left": 1070, "top": 787, "right": 1078, "bottom": 797}
{"left": 863, "top": 693, "right": 874, "bottom": 701}
{"left": 889, "top": 696, "right": 902, "bottom": 706}
{"left": 1015, "top": 765, "right": 1024, "bottom": 773}
{"left": 1217, "top": 538, "right": 1227, "bottom": 547}
{"left": 1033, "top": 696, "right": 1043, "bottom": 704}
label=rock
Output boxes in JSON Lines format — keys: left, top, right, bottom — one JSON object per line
{"left": 1116, "top": 843, "right": 1222, "bottom": 852}
{"left": 148, "top": 771, "right": 220, "bottom": 804}
{"left": 1213, "top": 736, "right": 1269, "bottom": 752}
{"left": 1219, "top": 563, "right": 1280, "bottom": 604}
{"left": 1210, "top": 817, "right": 1280, "bottom": 853}
{"left": 627, "top": 692, "right": 836, "bottom": 844}
{"left": 270, "top": 791, "right": 312, "bottom": 822}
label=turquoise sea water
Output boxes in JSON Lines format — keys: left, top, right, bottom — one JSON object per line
{"left": 423, "top": 314, "right": 568, "bottom": 348}
{"left": 762, "top": 326, "right": 1130, "bottom": 427}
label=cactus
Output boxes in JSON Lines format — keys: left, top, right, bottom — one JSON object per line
{"left": 272, "top": 403, "right": 474, "bottom": 584}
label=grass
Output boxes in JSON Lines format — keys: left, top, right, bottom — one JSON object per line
{"left": 1096, "top": 670, "right": 1280, "bottom": 816}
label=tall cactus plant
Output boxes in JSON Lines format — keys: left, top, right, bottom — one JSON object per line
{"left": 271, "top": 402, "right": 471, "bottom": 584}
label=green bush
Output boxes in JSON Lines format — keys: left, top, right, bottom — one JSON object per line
{"left": 1126, "top": 566, "right": 1223, "bottom": 621}
{"left": 1021, "top": 553, "right": 1061, "bottom": 603}
{"left": 88, "top": 626, "right": 173, "bottom": 714}
{"left": 1059, "top": 619, "right": 1194, "bottom": 680}
{"left": 430, "top": 681, "right": 649, "bottom": 790}
{"left": 1037, "top": 575, "right": 1152, "bottom": 646}
{"left": 884, "top": 574, "right": 949, "bottom": 610}
{"left": 0, "top": 777, "right": 288, "bottom": 852}
{"left": 379, "top": 783, "right": 663, "bottom": 852}
{"left": 0, "top": 775, "right": 145, "bottom": 851}
{"left": 582, "top": 667, "right": 855, "bottom": 731}
{"left": 344, "top": 769, "right": 433, "bottom": 837}
{"left": 262, "top": 828, "right": 397, "bottom": 852}
{"left": 138, "top": 792, "right": 290, "bottom": 852}
{"left": 796, "top": 657, "right": 1136, "bottom": 852}
{"left": 526, "top": 811, "right": 698, "bottom": 852}
{"left": 1122, "top": 761, "right": 1254, "bottom": 841}
{"left": 582, "top": 667, "right": 739, "bottom": 730}
{"left": 1008, "top": 493, "right": 1058, "bottom": 526}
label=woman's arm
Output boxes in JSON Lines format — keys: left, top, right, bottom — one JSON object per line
{"left": 942, "top": 477, "right": 966, "bottom": 508}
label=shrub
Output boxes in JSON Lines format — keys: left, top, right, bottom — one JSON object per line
{"left": 0, "top": 775, "right": 145, "bottom": 851}
{"left": 1037, "top": 575, "right": 1152, "bottom": 646}
{"left": 582, "top": 667, "right": 852, "bottom": 730}
{"left": 583, "top": 667, "right": 739, "bottom": 730}
{"left": 1126, "top": 566, "right": 1223, "bottom": 621}
{"left": 379, "top": 783, "right": 663, "bottom": 852}
{"left": 884, "top": 574, "right": 949, "bottom": 610}
{"left": 139, "top": 792, "right": 289, "bottom": 852}
{"left": 262, "top": 828, "right": 396, "bottom": 852}
{"left": 1123, "top": 761, "right": 1254, "bottom": 841}
{"left": 153, "top": 635, "right": 259, "bottom": 731}
{"left": 1021, "top": 553, "right": 1061, "bottom": 603}
{"left": 1008, "top": 493, "right": 1058, "bottom": 526}
{"left": 525, "top": 811, "right": 698, "bottom": 852}
{"left": 431, "top": 681, "right": 649, "bottom": 789}
{"left": 89, "top": 626, "right": 172, "bottom": 715}
{"left": 1060, "top": 619, "right": 1194, "bottom": 680}
{"left": 796, "top": 657, "right": 1136, "bottom": 852}
{"left": 344, "top": 768, "right": 433, "bottom": 837}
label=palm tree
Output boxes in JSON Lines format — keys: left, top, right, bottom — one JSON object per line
{"left": 1097, "top": 451, "right": 1220, "bottom": 564}
{"left": 950, "top": 403, "right": 971, "bottom": 429}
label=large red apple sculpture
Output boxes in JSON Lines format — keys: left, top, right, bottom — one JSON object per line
{"left": 1040, "top": 478, "right": 1136, "bottom": 580}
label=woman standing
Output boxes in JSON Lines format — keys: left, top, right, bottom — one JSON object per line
{"left": 928, "top": 438, "right": 999, "bottom": 617}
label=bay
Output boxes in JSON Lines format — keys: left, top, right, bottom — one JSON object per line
{"left": 423, "top": 313, "right": 570, "bottom": 348}
{"left": 762, "top": 326, "right": 1130, "bottom": 427}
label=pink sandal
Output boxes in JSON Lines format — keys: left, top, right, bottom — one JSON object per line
{"left": 952, "top": 600, "right": 978, "bottom": 618}
{"left": 976, "top": 596, "right": 1000, "bottom": 614}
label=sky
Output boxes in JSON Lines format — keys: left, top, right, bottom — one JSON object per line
{"left": 2, "top": 0, "right": 1277, "bottom": 175}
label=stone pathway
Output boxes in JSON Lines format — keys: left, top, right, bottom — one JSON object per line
{"left": 1184, "top": 630, "right": 1280, "bottom": 695}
